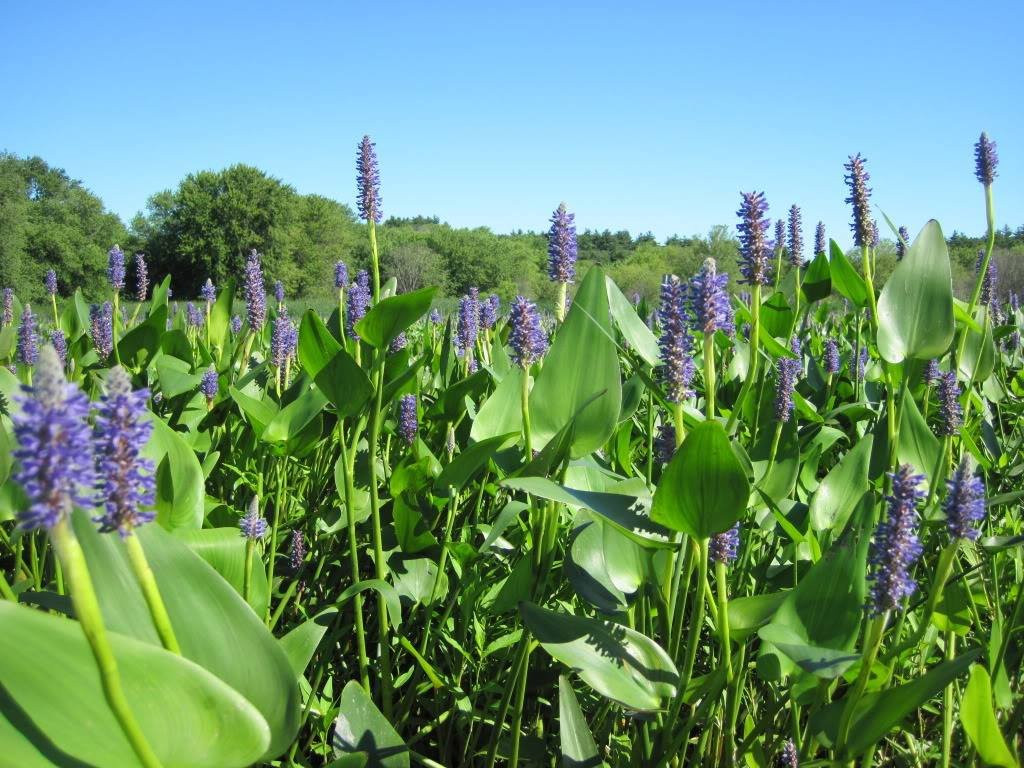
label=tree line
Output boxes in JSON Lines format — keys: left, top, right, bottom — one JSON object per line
{"left": 2, "top": 151, "right": 1022, "bottom": 305}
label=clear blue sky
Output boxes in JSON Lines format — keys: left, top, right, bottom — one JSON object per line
{"left": 3, "top": 1, "right": 1021, "bottom": 247}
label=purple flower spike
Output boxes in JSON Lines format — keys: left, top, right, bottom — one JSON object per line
{"left": 429, "top": 308, "right": 442, "bottom": 325}
{"left": 508, "top": 296, "right": 548, "bottom": 368}
{"left": 547, "top": 203, "right": 578, "bottom": 284}
{"left": 814, "top": 221, "right": 826, "bottom": 256}
{"left": 976, "top": 250, "right": 997, "bottom": 305}
{"left": 689, "top": 258, "right": 732, "bottom": 336}
{"left": 134, "top": 254, "right": 149, "bottom": 302}
{"left": 45, "top": 269, "right": 58, "bottom": 296}
{"left": 90, "top": 302, "right": 114, "bottom": 359}
{"left": 398, "top": 394, "right": 418, "bottom": 444}
{"left": 290, "top": 530, "right": 306, "bottom": 573}
{"left": 390, "top": 332, "right": 407, "bottom": 353}
{"left": 230, "top": 315, "right": 243, "bottom": 334}
{"left": 824, "top": 339, "right": 840, "bottom": 375}
{"left": 186, "top": 302, "right": 204, "bottom": 329}
{"left": 736, "top": 192, "right": 772, "bottom": 287}
{"left": 2, "top": 287, "right": 13, "bottom": 325}
{"left": 271, "top": 313, "right": 296, "bottom": 369}
{"left": 11, "top": 346, "right": 95, "bottom": 531}
{"left": 456, "top": 289, "right": 480, "bottom": 363}
{"left": 775, "top": 355, "right": 798, "bottom": 422}
{"left": 244, "top": 249, "right": 267, "bottom": 330}
{"left": 658, "top": 275, "right": 695, "bottom": 404}
{"left": 356, "top": 135, "right": 382, "bottom": 223}
{"left": 654, "top": 422, "right": 677, "bottom": 464}
{"left": 200, "top": 365, "right": 218, "bottom": 403}
{"left": 335, "top": 261, "right": 349, "bottom": 290}
{"left": 779, "top": 739, "right": 799, "bottom": 768}
{"left": 896, "top": 226, "right": 910, "bottom": 260}
{"left": 774, "top": 219, "right": 786, "bottom": 253}
{"left": 709, "top": 523, "right": 740, "bottom": 564}
{"left": 346, "top": 271, "right": 371, "bottom": 339}
{"left": 239, "top": 497, "right": 268, "bottom": 540}
{"left": 274, "top": 280, "right": 285, "bottom": 304}
{"left": 923, "top": 359, "right": 941, "bottom": 386}
{"left": 974, "top": 132, "right": 998, "bottom": 186}
{"left": 50, "top": 330, "right": 67, "bottom": 366}
{"left": 870, "top": 220, "right": 880, "bottom": 249}
{"left": 17, "top": 305, "right": 38, "bottom": 366}
{"left": 107, "top": 245, "right": 126, "bottom": 292}
{"left": 93, "top": 367, "right": 156, "bottom": 536}
{"left": 201, "top": 278, "right": 216, "bottom": 304}
{"left": 480, "top": 293, "right": 500, "bottom": 330}
{"left": 788, "top": 205, "right": 804, "bottom": 266}
{"left": 867, "top": 465, "right": 925, "bottom": 615}
{"left": 936, "top": 372, "right": 962, "bottom": 437}
{"left": 944, "top": 459, "right": 986, "bottom": 541}
{"left": 844, "top": 154, "right": 873, "bottom": 248}
{"left": 1009, "top": 292, "right": 1019, "bottom": 313}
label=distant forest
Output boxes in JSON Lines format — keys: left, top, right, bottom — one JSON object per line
{"left": 2, "top": 152, "right": 1022, "bottom": 306}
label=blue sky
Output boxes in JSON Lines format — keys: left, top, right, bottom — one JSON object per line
{"left": 3, "top": 1, "right": 1020, "bottom": 246}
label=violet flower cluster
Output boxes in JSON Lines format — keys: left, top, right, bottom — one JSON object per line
{"left": 508, "top": 296, "right": 548, "bottom": 368}
{"left": 134, "top": 254, "right": 149, "bottom": 302}
{"left": 736, "top": 192, "right": 772, "bottom": 286}
{"left": 547, "top": 203, "right": 578, "bottom": 284}
{"left": 709, "top": 523, "right": 740, "bottom": 564}
{"left": 335, "top": 261, "right": 349, "bottom": 290}
{"left": 230, "top": 315, "right": 243, "bottom": 334}
{"left": 356, "top": 135, "right": 382, "bottom": 223}
{"left": 974, "top": 132, "right": 998, "bottom": 186}
{"left": 107, "top": 245, "right": 126, "bottom": 292}
{"left": 867, "top": 465, "right": 925, "bottom": 615}
{"left": 689, "top": 258, "right": 733, "bottom": 336}
{"left": 244, "top": 249, "right": 267, "bottom": 330}
{"left": 346, "top": 271, "right": 371, "bottom": 339}
{"left": 93, "top": 367, "right": 156, "bottom": 536}
{"left": 201, "top": 278, "right": 217, "bottom": 304}
{"left": 814, "top": 221, "right": 826, "bottom": 256}
{"left": 657, "top": 275, "right": 695, "bottom": 403}
{"left": 240, "top": 497, "right": 268, "bottom": 540}
{"left": 896, "top": 226, "right": 910, "bottom": 260}
{"left": 936, "top": 372, "right": 962, "bottom": 437}
{"left": 823, "top": 339, "right": 840, "bottom": 376}
{"left": 976, "top": 250, "right": 997, "bottom": 305}
{"left": 200, "top": 365, "right": 219, "bottom": 403}
{"left": 45, "top": 269, "right": 58, "bottom": 296}
{"left": 397, "top": 394, "right": 418, "bottom": 444}
{"left": 456, "top": 289, "right": 480, "bottom": 367}
{"left": 17, "top": 305, "right": 38, "bottom": 366}
{"left": 274, "top": 280, "right": 285, "bottom": 305}
{"left": 787, "top": 205, "right": 803, "bottom": 266}
{"left": 480, "top": 294, "right": 500, "bottom": 330}
{"left": 50, "top": 330, "right": 67, "bottom": 366}
{"left": 843, "top": 154, "right": 873, "bottom": 248}
{"left": 271, "top": 313, "right": 298, "bottom": 369}
{"left": 90, "top": 302, "right": 114, "bottom": 359}
{"left": 944, "top": 459, "right": 986, "bottom": 541}
{"left": 2, "top": 287, "right": 13, "bottom": 325}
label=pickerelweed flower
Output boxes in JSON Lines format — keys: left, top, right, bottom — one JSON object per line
{"left": 201, "top": 278, "right": 216, "bottom": 304}
{"left": 709, "top": 523, "right": 740, "bottom": 564}
{"left": 547, "top": 203, "right": 578, "bottom": 284}
{"left": 240, "top": 497, "right": 268, "bottom": 540}
{"left": 271, "top": 313, "right": 297, "bottom": 369}
{"left": 397, "top": 394, "right": 418, "bottom": 444}
{"left": 896, "top": 226, "right": 910, "bottom": 260}
{"left": 12, "top": 346, "right": 95, "bottom": 531}
{"left": 91, "top": 302, "right": 114, "bottom": 359}
{"left": 824, "top": 339, "right": 840, "bottom": 375}
{"left": 50, "top": 330, "right": 67, "bottom": 366}
{"left": 870, "top": 220, "right": 880, "bottom": 249}
{"left": 356, "top": 135, "right": 382, "bottom": 223}
{"left": 976, "top": 250, "right": 997, "bottom": 305}
{"left": 200, "top": 365, "right": 218, "bottom": 404}
{"left": 787, "top": 205, "right": 804, "bottom": 266}
{"left": 658, "top": 275, "right": 695, "bottom": 403}
{"left": 2, "top": 287, "right": 13, "bottom": 325}
{"left": 814, "top": 221, "right": 826, "bottom": 256}
{"left": 924, "top": 359, "right": 941, "bottom": 385}
{"left": 244, "top": 249, "right": 267, "bottom": 330}
{"left": 346, "top": 270, "right": 371, "bottom": 339}
{"left": 736, "top": 192, "right": 772, "bottom": 286}
{"left": 17, "top": 305, "right": 38, "bottom": 366}
{"left": 867, "top": 465, "right": 925, "bottom": 615}
{"left": 93, "top": 367, "right": 156, "bottom": 536}
{"left": 854, "top": 347, "right": 868, "bottom": 381}
{"left": 974, "top": 132, "right": 998, "bottom": 186}
{"left": 274, "top": 280, "right": 285, "bottom": 304}
{"left": 456, "top": 289, "right": 480, "bottom": 362}
{"left": 936, "top": 372, "right": 962, "bottom": 437}
{"left": 290, "top": 530, "right": 306, "bottom": 573}
{"left": 390, "top": 332, "right": 407, "bottom": 353}
{"left": 779, "top": 738, "right": 799, "bottom": 768}
{"left": 508, "top": 296, "right": 548, "bottom": 368}
{"left": 654, "top": 422, "right": 677, "bottom": 464}
{"left": 689, "top": 258, "right": 732, "bottom": 335}
{"left": 1010, "top": 292, "right": 1019, "bottom": 313}
{"left": 480, "top": 293, "right": 500, "bottom": 330}
{"left": 45, "top": 269, "right": 57, "bottom": 296}
{"left": 230, "top": 315, "right": 242, "bottom": 334}
{"left": 775, "top": 354, "right": 798, "bottom": 422}
{"left": 844, "top": 154, "right": 873, "bottom": 248}
{"left": 335, "top": 261, "right": 348, "bottom": 290}
{"left": 1005, "top": 330, "right": 1020, "bottom": 352}
{"left": 108, "top": 245, "right": 126, "bottom": 292}
{"left": 944, "top": 459, "right": 986, "bottom": 541}
{"left": 429, "top": 308, "right": 442, "bottom": 325}
{"left": 134, "top": 254, "right": 148, "bottom": 301}
{"left": 186, "top": 302, "right": 204, "bottom": 329}
{"left": 774, "top": 219, "right": 786, "bottom": 253}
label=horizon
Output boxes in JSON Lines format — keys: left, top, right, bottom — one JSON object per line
{"left": 4, "top": 2, "right": 1022, "bottom": 248}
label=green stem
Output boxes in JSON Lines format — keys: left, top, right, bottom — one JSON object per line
{"left": 520, "top": 366, "right": 532, "bottom": 457}
{"left": 715, "top": 560, "right": 732, "bottom": 682}
{"left": 243, "top": 538, "right": 255, "bottom": 604}
{"left": 727, "top": 284, "right": 761, "bottom": 432}
{"left": 367, "top": 354, "right": 393, "bottom": 716}
{"left": 124, "top": 532, "right": 180, "bottom": 654}
{"left": 50, "top": 518, "right": 162, "bottom": 768}
{"left": 339, "top": 424, "right": 370, "bottom": 691}
{"left": 704, "top": 333, "right": 716, "bottom": 419}
{"left": 556, "top": 281, "right": 567, "bottom": 322}
{"left": 369, "top": 220, "right": 381, "bottom": 303}
{"left": 941, "top": 631, "right": 956, "bottom": 768}
{"left": 837, "top": 612, "right": 888, "bottom": 759}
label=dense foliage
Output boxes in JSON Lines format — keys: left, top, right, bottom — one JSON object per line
{"left": 1, "top": 136, "right": 1023, "bottom": 768}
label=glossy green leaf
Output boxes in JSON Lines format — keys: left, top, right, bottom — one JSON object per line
{"left": 435, "top": 433, "right": 518, "bottom": 492}
{"left": 333, "top": 680, "right": 409, "bottom": 768}
{"left": 173, "top": 527, "right": 270, "bottom": 617}
{"left": 262, "top": 386, "right": 328, "bottom": 444}
{"left": 728, "top": 591, "right": 788, "bottom": 641}
{"left": 316, "top": 348, "right": 373, "bottom": 418}
{"left": 145, "top": 416, "right": 205, "bottom": 530}
{"left": 354, "top": 287, "right": 435, "bottom": 349}
{"left": 897, "top": 395, "right": 941, "bottom": 481}
{"left": 521, "top": 601, "right": 678, "bottom": 712}
{"left": 299, "top": 309, "right": 343, "bottom": 378}
{"left": 876, "top": 220, "right": 955, "bottom": 363}
{"left": 828, "top": 240, "right": 869, "bottom": 308}
{"left": 801, "top": 251, "right": 832, "bottom": 303}
{"left": 471, "top": 366, "right": 524, "bottom": 442}
{"left": 559, "top": 675, "right": 605, "bottom": 768}
{"left": 605, "top": 275, "right": 660, "bottom": 367}
{"left": 960, "top": 664, "right": 1019, "bottom": 768}
{"left": 0, "top": 601, "right": 270, "bottom": 768}
{"left": 530, "top": 266, "right": 621, "bottom": 458}
{"left": 650, "top": 420, "right": 750, "bottom": 537}
{"left": 208, "top": 278, "right": 237, "bottom": 352}
{"left": 808, "top": 435, "right": 873, "bottom": 532}
{"left": 959, "top": 306, "right": 996, "bottom": 383}
{"left": 279, "top": 610, "right": 337, "bottom": 678}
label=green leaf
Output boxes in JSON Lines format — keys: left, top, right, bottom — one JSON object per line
{"left": 73, "top": 514, "right": 300, "bottom": 759}
{"left": 338, "top": 579, "right": 403, "bottom": 629}
{"left": 471, "top": 366, "right": 524, "bottom": 442}
{"left": 960, "top": 664, "right": 1019, "bottom": 768}
{"left": 145, "top": 416, "right": 205, "bottom": 530}
{"left": 876, "top": 220, "right": 955, "bottom": 363}
{"left": 530, "top": 266, "right": 621, "bottom": 458}
{"left": 828, "top": 240, "right": 869, "bottom": 308}
{"left": 605, "top": 275, "right": 660, "bottom": 367}
{"left": 0, "top": 600, "right": 270, "bottom": 768}
{"left": 354, "top": 287, "right": 435, "bottom": 349}
{"left": 155, "top": 355, "right": 202, "bottom": 399}
{"left": 897, "top": 395, "right": 941, "bottom": 481}
{"left": 208, "top": 278, "right": 237, "bottom": 352}
{"left": 173, "top": 527, "right": 270, "bottom": 616}
{"left": 333, "top": 680, "right": 409, "bottom": 768}
{"left": 262, "top": 386, "right": 328, "bottom": 444}
{"left": 230, "top": 385, "right": 279, "bottom": 435}
{"left": 808, "top": 435, "right": 873, "bottom": 533}
{"left": 559, "top": 675, "right": 606, "bottom": 768}
{"left": 959, "top": 306, "right": 996, "bottom": 383}
{"left": 566, "top": 518, "right": 628, "bottom": 613}
{"left": 299, "top": 310, "right": 343, "bottom": 378}
{"left": 801, "top": 251, "right": 832, "bottom": 303}
{"left": 118, "top": 305, "right": 167, "bottom": 369}
{"left": 728, "top": 591, "right": 788, "bottom": 641}
{"left": 521, "top": 602, "right": 678, "bottom": 711}
{"left": 316, "top": 348, "right": 373, "bottom": 418}
{"left": 650, "top": 420, "right": 750, "bottom": 537}
{"left": 279, "top": 610, "right": 337, "bottom": 678}
{"left": 435, "top": 433, "right": 518, "bottom": 493}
